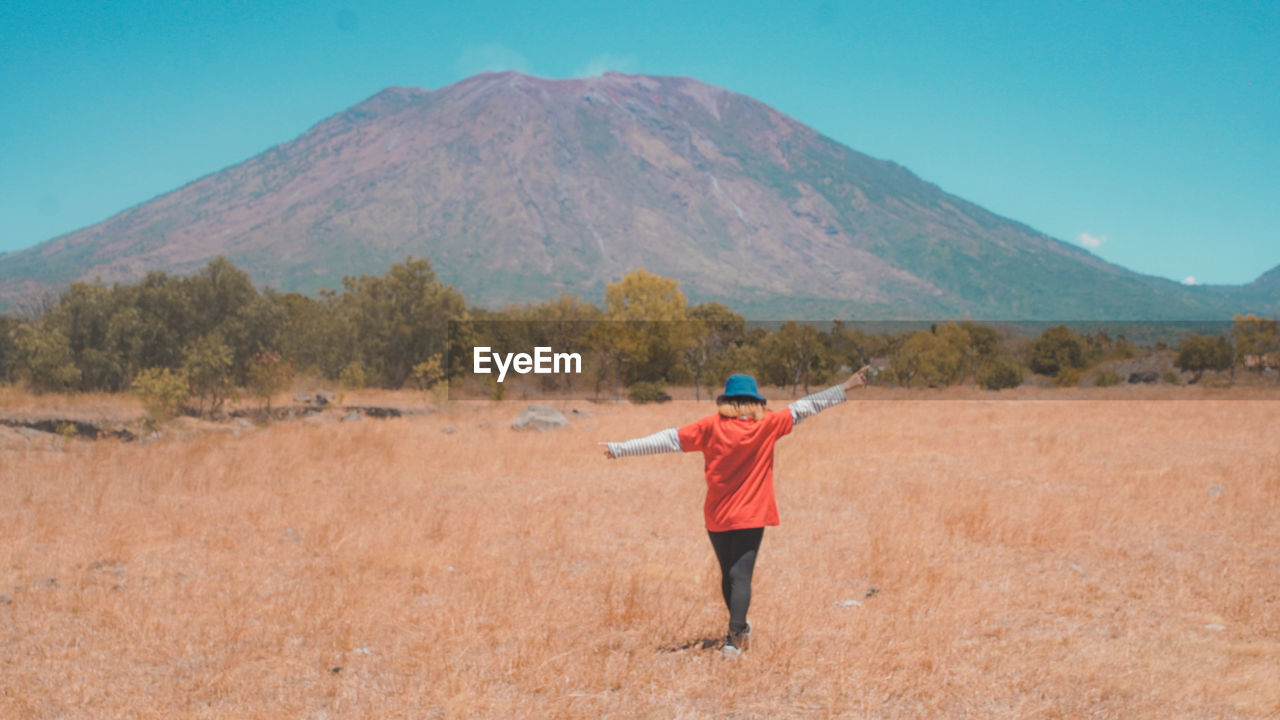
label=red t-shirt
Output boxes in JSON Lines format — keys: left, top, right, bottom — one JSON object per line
{"left": 677, "top": 409, "right": 794, "bottom": 532}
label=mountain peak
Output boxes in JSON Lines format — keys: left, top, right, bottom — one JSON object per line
{"left": 0, "top": 73, "right": 1272, "bottom": 319}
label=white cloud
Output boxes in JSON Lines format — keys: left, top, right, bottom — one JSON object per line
{"left": 574, "top": 53, "right": 638, "bottom": 78}
{"left": 1078, "top": 232, "right": 1106, "bottom": 249}
{"left": 454, "top": 43, "right": 533, "bottom": 77}
{"left": 1182, "top": 275, "right": 1198, "bottom": 286}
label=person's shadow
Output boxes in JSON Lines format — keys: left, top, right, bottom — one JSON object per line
{"left": 658, "top": 635, "right": 724, "bottom": 653}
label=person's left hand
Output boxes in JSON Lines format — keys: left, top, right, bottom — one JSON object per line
{"left": 842, "top": 365, "right": 870, "bottom": 391}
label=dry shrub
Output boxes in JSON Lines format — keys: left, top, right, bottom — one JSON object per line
{"left": 0, "top": 393, "right": 1277, "bottom": 718}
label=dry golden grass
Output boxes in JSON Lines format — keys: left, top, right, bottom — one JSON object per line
{"left": 2, "top": 391, "right": 1278, "bottom": 718}
{"left": 0, "top": 385, "right": 143, "bottom": 419}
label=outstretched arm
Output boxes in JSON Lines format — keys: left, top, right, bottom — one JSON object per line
{"left": 602, "top": 427, "right": 682, "bottom": 459}
{"left": 790, "top": 365, "right": 869, "bottom": 425}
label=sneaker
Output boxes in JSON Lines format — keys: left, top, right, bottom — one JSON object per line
{"left": 721, "top": 644, "right": 742, "bottom": 660}
{"left": 728, "top": 621, "right": 752, "bottom": 651}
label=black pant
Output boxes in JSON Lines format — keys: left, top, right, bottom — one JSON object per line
{"left": 707, "top": 527, "right": 763, "bottom": 643}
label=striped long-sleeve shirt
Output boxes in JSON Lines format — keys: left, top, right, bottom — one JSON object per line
{"left": 606, "top": 383, "right": 847, "bottom": 459}
{"left": 606, "top": 383, "right": 849, "bottom": 531}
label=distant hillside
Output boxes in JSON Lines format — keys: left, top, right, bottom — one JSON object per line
{"left": 1195, "top": 264, "right": 1280, "bottom": 316}
{"left": 1248, "top": 264, "right": 1280, "bottom": 298}
{"left": 0, "top": 71, "right": 1273, "bottom": 319}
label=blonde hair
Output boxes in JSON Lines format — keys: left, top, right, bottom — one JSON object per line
{"left": 717, "top": 399, "right": 767, "bottom": 421}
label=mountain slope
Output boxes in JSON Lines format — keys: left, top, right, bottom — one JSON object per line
{"left": 1248, "top": 264, "right": 1280, "bottom": 297}
{"left": 1198, "top": 263, "right": 1280, "bottom": 316}
{"left": 0, "top": 72, "right": 1271, "bottom": 319}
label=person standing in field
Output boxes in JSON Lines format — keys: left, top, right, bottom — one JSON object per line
{"left": 602, "top": 367, "right": 870, "bottom": 659}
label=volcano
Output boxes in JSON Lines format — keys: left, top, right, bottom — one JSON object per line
{"left": 1, "top": 71, "right": 1272, "bottom": 319}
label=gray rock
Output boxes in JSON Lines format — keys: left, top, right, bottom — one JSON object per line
{"left": 293, "top": 394, "right": 314, "bottom": 404}
{"left": 16, "top": 427, "right": 56, "bottom": 442}
{"left": 342, "top": 411, "right": 363, "bottom": 422}
{"left": 1208, "top": 484, "right": 1225, "bottom": 498}
{"left": 303, "top": 412, "right": 337, "bottom": 426}
{"left": 0, "top": 594, "right": 10, "bottom": 605}
{"left": 441, "top": 426, "right": 457, "bottom": 435}
{"left": 511, "top": 404, "right": 571, "bottom": 432}
{"left": 834, "top": 599, "right": 862, "bottom": 609}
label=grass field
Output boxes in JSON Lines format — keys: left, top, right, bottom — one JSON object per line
{"left": 1, "top": 388, "right": 1278, "bottom": 718}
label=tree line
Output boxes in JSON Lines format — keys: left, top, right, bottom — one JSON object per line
{"left": 1, "top": 257, "right": 1277, "bottom": 409}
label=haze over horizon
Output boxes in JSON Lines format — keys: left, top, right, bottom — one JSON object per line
{"left": 3, "top": 1, "right": 1277, "bottom": 286}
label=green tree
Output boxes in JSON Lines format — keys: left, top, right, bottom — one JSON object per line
{"left": 338, "top": 257, "right": 467, "bottom": 387}
{"left": 12, "top": 324, "right": 81, "bottom": 392}
{"left": 1230, "top": 314, "right": 1279, "bottom": 372}
{"left": 410, "top": 355, "right": 445, "bottom": 390}
{"left": 523, "top": 293, "right": 604, "bottom": 392}
{"left": 45, "top": 281, "right": 125, "bottom": 391}
{"left": 759, "top": 321, "right": 832, "bottom": 396}
{"left": 339, "top": 361, "right": 367, "bottom": 389}
{"left": 1174, "top": 333, "right": 1234, "bottom": 383}
{"left": 826, "top": 321, "right": 880, "bottom": 371}
{"left": 948, "top": 321, "right": 1001, "bottom": 382}
{"left": 271, "top": 291, "right": 356, "bottom": 381}
{"left": 594, "top": 268, "right": 693, "bottom": 387}
{"left": 17, "top": 258, "right": 280, "bottom": 394}
{"left": 0, "top": 317, "right": 21, "bottom": 384}
{"left": 627, "top": 380, "right": 670, "bottom": 404}
{"left": 716, "top": 341, "right": 762, "bottom": 392}
{"left": 135, "top": 271, "right": 199, "bottom": 371}
{"left": 524, "top": 293, "right": 604, "bottom": 340}
{"left": 888, "top": 330, "right": 964, "bottom": 388}
{"left": 976, "top": 354, "right": 1024, "bottom": 390}
{"left": 182, "top": 333, "right": 236, "bottom": 418}
{"left": 1028, "top": 325, "right": 1087, "bottom": 377}
{"left": 185, "top": 257, "right": 260, "bottom": 340}
{"left": 131, "top": 367, "right": 190, "bottom": 427}
{"left": 227, "top": 292, "right": 287, "bottom": 385}
{"left": 960, "top": 322, "right": 1000, "bottom": 358}
{"left": 246, "top": 350, "right": 294, "bottom": 413}
{"left": 684, "top": 302, "right": 746, "bottom": 399}
{"left": 1084, "top": 330, "right": 1112, "bottom": 364}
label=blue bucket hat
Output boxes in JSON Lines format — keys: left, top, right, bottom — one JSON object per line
{"left": 721, "top": 374, "right": 766, "bottom": 403}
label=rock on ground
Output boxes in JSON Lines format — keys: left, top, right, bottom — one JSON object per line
{"left": 171, "top": 416, "right": 240, "bottom": 439}
{"left": 0, "top": 426, "right": 62, "bottom": 450}
{"left": 511, "top": 405, "right": 571, "bottom": 432}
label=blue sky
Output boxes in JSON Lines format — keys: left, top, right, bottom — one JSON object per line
{"left": 2, "top": 0, "right": 1277, "bottom": 285}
